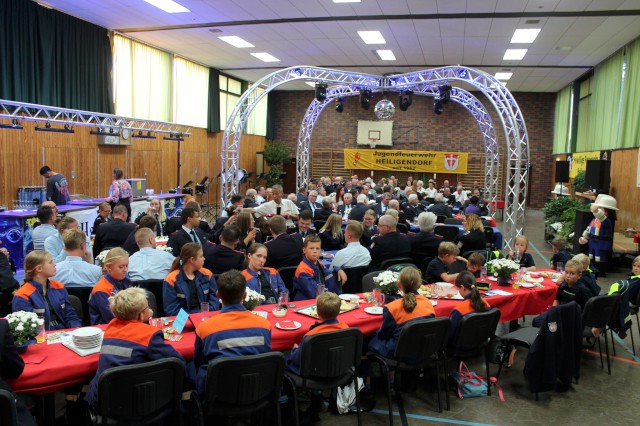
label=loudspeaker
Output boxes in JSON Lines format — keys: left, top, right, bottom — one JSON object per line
{"left": 584, "top": 160, "right": 611, "bottom": 191}
{"left": 555, "top": 161, "right": 570, "bottom": 183}
{"left": 573, "top": 209, "right": 594, "bottom": 254}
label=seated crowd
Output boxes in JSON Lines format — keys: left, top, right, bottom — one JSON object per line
{"left": 0, "top": 175, "right": 631, "bottom": 424}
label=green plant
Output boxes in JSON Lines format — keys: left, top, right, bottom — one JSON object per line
{"left": 263, "top": 140, "right": 292, "bottom": 187}
{"left": 542, "top": 196, "right": 583, "bottom": 239}
{"left": 572, "top": 171, "right": 586, "bottom": 193}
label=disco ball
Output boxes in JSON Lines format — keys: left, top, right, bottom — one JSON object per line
{"left": 374, "top": 99, "right": 395, "bottom": 120}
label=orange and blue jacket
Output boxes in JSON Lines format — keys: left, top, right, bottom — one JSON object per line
{"left": 88, "top": 274, "right": 131, "bottom": 325}
{"left": 190, "top": 304, "right": 271, "bottom": 396}
{"left": 448, "top": 296, "right": 491, "bottom": 339}
{"left": 162, "top": 267, "right": 220, "bottom": 316}
{"left": 293, "top": 257, "right": 339, "bottom": 301}
{"left": 241, "top": 268, "right": 287, "bottom": 302}
{"left": 13, "top": 279, "right": 81, "bottom": 330}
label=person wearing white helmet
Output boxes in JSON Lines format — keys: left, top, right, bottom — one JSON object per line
{"left": 578, "top": 194, "right": 618, "bottom": 277}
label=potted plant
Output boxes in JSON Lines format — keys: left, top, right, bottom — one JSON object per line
{"left": 263, "top": 140, "right": 292, "bottom": 187}
{"left": 372, "top": 270, "right": 400, "bottom": 302}
{"left": 6, "top": 311, "right": 43, "bottom": 352}
{"left": 243, "top": 288, "right": 265, "bottom": 311}
{"left": 486, "top": 258, "right": 520, "bottom": 286}
{"left": 542, "top": 196, "right": 583, "bottom": 240}
{"left": 572, "top": 171, "right": 586, "bottom": 193}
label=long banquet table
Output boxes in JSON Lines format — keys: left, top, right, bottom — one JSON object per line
{"left": 9, "top": 271, "right": 558, "bottom": 395}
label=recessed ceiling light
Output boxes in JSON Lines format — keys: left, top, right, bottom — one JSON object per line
{"left": 358, "top": 31, "right": 386, "bottom": 44}
{"left": 333, "top": 0, "right": 361, "bottom": 3}
{"left": 556, "top": 46, "right": 573, "bottom": 51}
{"left": 218, "top": 36, "right": 254, "bottom": 48}
{"left": 495, "top": 72, "right": 513, "bottom": 80}
{"left": 376, "top": 50, "right": 396, "bottom": 61}
{"left": 503, "top": 49, "right": 527, "bottom": 60}
{"left": 510, "top": 28, "right": 541, "bottom": 44}
{"left": 251, "top": 52, "right": 280, "bottom": 62}
{"left": 143, "top": 0, "right": 190, "bottom": 13}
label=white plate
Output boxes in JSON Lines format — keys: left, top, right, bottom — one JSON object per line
{"left": 526, "top": 277, "right": 544, "bottom": 283}
{"left": 72, "top": 327, "right": 102, "bottom": 338}
{"left": 339, "top": 294, "right": 358, "bottom": 301}
{"left": 275, "top": 321, "right": 301, "bottom": 330}
{"left": 430, "top": 300, "right": 438, "bottom": 306}
{"left": 488, "top": 277, "right": 498, "bottom": 282}
{"left": 436, "top": 282, "right": 454, "bottom": 288}
{"left": 519, "top": 282, "right": 535, "bottom": 288}
{"left": 364, "top": 306, "right": 384, "bottom": 315}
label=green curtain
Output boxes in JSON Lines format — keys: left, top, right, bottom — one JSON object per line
{"left": 620, "top": 38, "right": 640, "bottom": 148}
{"left": 588, "top": 50, "right": 624, "bottom": 150}
{"left": 207, "top": 68, "right": 221, "bottom": 133}
{"left": 266, "top": 92, "right": 276, "bottom": 141}
{"left": 552, "top": 85, "right": 572, "bottom": 154}
{"left": 0, "top": 0, "right": 113, "bottom": 113}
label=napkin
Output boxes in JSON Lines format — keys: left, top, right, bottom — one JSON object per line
{"left": 278, "top": 320, "right": 298, "bottom": 329}
{"left": 25, "top": 354, "right": 48, "bottom": 364}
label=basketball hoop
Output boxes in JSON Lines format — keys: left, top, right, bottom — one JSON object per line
{"left": 369, "top": 138, "right": 378, "bottom": 149}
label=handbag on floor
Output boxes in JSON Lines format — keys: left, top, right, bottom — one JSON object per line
{"left": 449, "top": 361, "right": 504, "bottom": 400}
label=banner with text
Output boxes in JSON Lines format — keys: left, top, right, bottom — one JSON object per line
{"left": 344, "top": 149, "right": 468, "bottom": 174}
{"left": 568, "top": 150, "right": 601, "bottom": 178}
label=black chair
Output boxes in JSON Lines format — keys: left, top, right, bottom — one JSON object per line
{"left": 582, "top": 294, "right": 620, "bottom": 375}
{"left": 444, "top": 218, "right": 463, "bottom": 226}
{"left": 435, "top": 215, "right": 447, "bottom": 224}
{"left": 341, "top": 266, "right": 369, "bottom": 294}
{"left": 194, "top": 352, "right": 285, "bottom": 425}
{"left": 434, "top": 225, "right": 459, "bottom": 242}
{"left": 461, "top": 250, "right": 485, "bottom": 260}
{"left": 145, "top": 290, "right": 158, "bottom": 317}
{"left": 277, "top": 266, "right": 299, "bottom": 296}
{"left": 481, "top": 220, "right": 493, "bottom": 228}
{"left": 313, "top": 220, "right": 326, "bottom": 232}
{"left": 380, "top": 257, "right": 415, "bottom": 270}
{"left": 89, "top": 358, "right": 185, "bottom": 426}
{"left": 484, "top": 227, "right": 495, "bottom": 250}
{"left": 447, "top": 308, "right": 501, "bottom": 404}
{"left": 369, "top": 318, "right": 451, "bottom": 424}
{"left": 285, "top": 328, "right": 363, "bottom": 426}
{"left": 448, "top": 259, "right": 467, "bottom": 274}
{"left": 417, "top": 256, "right": 436, "bottom": 280}
{"left": 396, "top": 223, "right": 409, "bottom": 234}
{"left": 629, "top": 289, "right": 640, "bottom": 356}
{"left": 362, "top": 270, "right": 383, "bottom": 292}
{"left": 0, "top": 389, "right": 17, "bottom": 426}
{"left": 133, "top": 279, "right": 164, "bottom": 316}
{"left": 68, "top": 295, "right": 84, "bottom": 326}
{"left": 66, "top": 286, "right": 92, "bottom": 327}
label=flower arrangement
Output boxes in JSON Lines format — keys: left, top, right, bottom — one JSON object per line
{"left": 6, "top": 311, "right": 43, "bottom": 345}
{"left": 487, "top": 258, "right": 520, "bottom": 279}
{"left": 373, "top": 270, "right": 399, "bottom": 295}
{"left": 156, "top": 245, "right": 173, "bottom": 252}
{"left": 243, "top": 288, "right": 265, "bottom": 311}
{"left": 95, "top": 249, "right": 110, "bottom": 264}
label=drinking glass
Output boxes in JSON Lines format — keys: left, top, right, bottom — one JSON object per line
{"left": 480, "top": 266, "right": 488, "bottom": 282}
{"left": 200, "top": 302, "right": 210, "bottom": 321}
{"left": 557, "top": 262, "right": 564, "bottom": 272}
{"left": 316, "top": 284, "right": 326, "bottom": 298}
{"left": 371, "top": 288, "right": 382, "bottom": 307}
{"left": 376, "top": 291, "right": 386, "bottom": 308}
{"left": 36, "top": 314, "right": 46, "bottom": 343}
{"left": 278, "top": 291, "right": 289, "bottom": 309}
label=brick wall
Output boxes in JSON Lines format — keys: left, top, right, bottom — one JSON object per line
{"left": 271, "top": 90, "right": 556, "bottom": 208}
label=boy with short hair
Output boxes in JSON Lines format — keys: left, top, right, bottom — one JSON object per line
{"left": 550, "top": 237, "right": 572, "bottom": 270}
{"left": 572, "top": 253, "right": 601, "bottom": 297}
{"left": 629, "top": 255, "right": 640, "bottom": 305}
{"left": 425, "top": 242, "right": 460, "bottom": 283}
{"left": 466, "top": 252, "right": 485, "bottom": 278}
{"left": 293, "top": 235, "right": 340, "bottom": 300}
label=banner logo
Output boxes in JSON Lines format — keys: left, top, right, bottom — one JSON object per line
{"left": 444, "top": 154, "right": 459, "bottom": 171}
{"left": 353, "top": 152, "right": 361, "bottom": 167}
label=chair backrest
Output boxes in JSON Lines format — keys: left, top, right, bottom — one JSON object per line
{"left": 133, "top": 279, "right": 165, "bottom": 316}
{"left": 484, "top": 227, "right": 495, "bottom": 250}
{"left": 204, "top": 352, "right": 285, "bottom": 416}
{"left": 96, "top": 358, "right": 184, "bottom": 424}
{"left": 450, "top": 308, "right": 501, "bottom": 356}
{"left": 341, "top": 266, "right": 369, "bottom": 294}
{"left": 396, "top": 223, "right": 409, "bottom": 234}
{"left": 0, "top": 389, "right": 17, "bottom": 426}
{"left": 313, "top": 220, "right": 326, "bottom": 231}
{"left": 395, "top": 318, "right": 451, "bottom": 368}
{"left": 362, "top": 271, "right": 383, "bottom": 292}
{"left": 65, "top": 286, "right": 92, "bottom": 327}
{"left": 300, "top": 328, "right": 363, "bottom": 381}
{"left": 582, "top": 294, "right": 620, "bottom": 329}
{"left": 381, "top": 257, "right": 415, "bottom": 270}
{"left": 481, "top": 220, "right": 492, "bottom": 228}
{"left": 145, "top": 290, "right": 158, "bottom": 317}
{"left": 434, "top": 225, "right": 459, "bottom": 241}
{"left": 277, "top": 266, "right": 299, "bottom": 294}
{"left": 444, "top": 218, "right": 463, "bottom": 226}
{"left": 447, "top": 259, "right": 468, "bottom": 274}
{"left": 67, "top": 295, "right": 84, "bottom": 325}
{"left": 435, "top": 215, "right": 447, "bottom": 224}
{"left": 461, "top": 250, "right": 485, "bottom": 260}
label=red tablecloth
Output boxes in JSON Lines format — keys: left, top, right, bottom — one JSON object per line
{"left": 9, "top": 273, "right": 557, "bottom": 394}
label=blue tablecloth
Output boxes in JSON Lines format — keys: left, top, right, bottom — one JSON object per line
{"left": 409, "top": 223, "right": 503, "bottom": 249}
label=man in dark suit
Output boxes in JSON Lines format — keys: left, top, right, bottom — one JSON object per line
{"left": 264, "top": 215, "right": 303, "bottom": 270}
{"left": 299, "top": 190, "right": 322, "bottom": 217}
{"left": 313, "top": 198, "right": 334, "bottom": 222}
{"left": 348, "top": 194, "right": 370, "bottom": 222}
{"left": 296, "top": 186, "right": 309, "bottom": 207}
{"left": 369, "top": 215, "right": 411, "bottom": 271}
{"left": 165, "top": 200, "right": 212, "bottom": 236}
{"left": 374, "top": 193, "right": 391, "bottom": 216}
{"left": 403, "top": 194, "right": 427, "bottom": 223}
{"left": 360, "top": 209, "right": 378, "bottom": 248}
{"left": 408, "top": 212, "right": 443, "bottom": 264}
{"left": 93, "top": 204, "right": 137, "bottom": 257}
{"left": 203, "top": 225, "right": 245, "bottom": 274}
{"left": 442, "top": 187, "right": 456, "bottom": 206}
{"left": 430, "top": 193, "right": 453, "bottom": 219}
{"left": 0, "top": 248, "right": 19, "bottom": 317}
{"left": 167, "top": 207, "right": 210, "bottom": 256}
{"left": 289, "top": 210, "right": 316, "bottom": 245}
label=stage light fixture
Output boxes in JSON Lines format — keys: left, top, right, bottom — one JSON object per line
{"left": 315, "top": 83, "right": 327, "bottom": 102}
{"left": 399, "top": 90, "right": 413, "bottom": 111}
{"left": 360, "top": 89, "right": 372, "bottom": 110}
{"left": 434, "top": 99, "right": 444, "bottom": 115}
{"left": 335, "top": 98, "right": 344, "bottom": 113}
{"left": 438, "top": 85, "right": 451, "bottom": 104}
{"left": 163, "top": 132, "right": 184, "bottom": 141}
{"left": 35, "top": 122, "right": 74, "bottom": 133}
{"left": 90, "top": 127, "right": 118, "bottom": 136}
{"left": 132, "top": 130, "right": 157, "bottom": 139}
{"left": 0, "top": 119, "right": 23, "bottom": 130}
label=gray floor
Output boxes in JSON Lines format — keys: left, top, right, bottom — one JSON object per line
{"left": 322, "top": 209, "right": 640, "bottom": 426}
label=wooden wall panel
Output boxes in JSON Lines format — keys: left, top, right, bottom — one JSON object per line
{"left": 610, "top": 148, "right": 640, "bottom": 231}
{"left": 97, "top": 146, "right": 127, "bottom": 197}
{"left": 128, "top": 150, "right": 163, "bottom": 193}
{"left": 74, "top": 148, "right": 98, "bottom": 197}
{"left": 181, "top": 151, "right": 210, "bottom": 189}
{"left": 43, "top": 148, "right": 76, "bottom": 193}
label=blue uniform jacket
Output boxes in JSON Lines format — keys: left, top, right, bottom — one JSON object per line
{"left": 88, "top": 275, "right": 131, "bottom": 325}
{"left": 189, "top": 304, "right": 271, "bottom": 396}
{"left": 12, "top": 280, "right": 81, "bottom": 330}
{"left": 292, "top": 257, "right": 340, "bottom": 301}
{"left": 368, "top": 293, "right": 435, "bottom": 358}
{"left": 286, "top": 319, "right": 349, "bottom": 375}
{"left": 241, "top": 268, "right": 288, "bottom": 303}
{"left": 84, "top": 318, "right": 185, "bottom": 408}
{"left": 162, "top": 267, "right": 220, "bottom": 316}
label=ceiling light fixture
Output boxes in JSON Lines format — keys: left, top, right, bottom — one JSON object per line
{"left": 0, "top": 119, "right": 23, "bottom": 130}
{"left": 250, "top": 52, "right": 280, "bottom": 62}
{"left": 315, "top": 83, "right": 327, "bottom": 102}
{"left": 503, "top": 49, "right": 528, "bottom": 60}
{"left": 143, "top": 0, "right": 190, "bottom": 14}
{"left": 376, "top": 50, "right": 396, "bottom": 61}
{"left": 495, "top": 72, "right": 513, "bottom": 80}
{"left": 358, "top": 31, "right": 386, "bottom": 44}
{"left": 218, "top": 36, "right": 254, "bottom": 48}
{"left": 335, "top": 98, "right": 344, "bottom": 113}
{"left": 510, "top": 28, "right": 541, "bottom": 44}
{"left": 333, "top": 0, "right": 361, "bottom": 3}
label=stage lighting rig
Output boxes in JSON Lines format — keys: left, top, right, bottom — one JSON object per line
{"left": 399, "top": 90, "right": 413, "bottom": 111}
{"left": 315, "top": 83, "right": 327, "bottom": 102}
{"left": 360, "top": 89, "right": 372, "bottom": 110}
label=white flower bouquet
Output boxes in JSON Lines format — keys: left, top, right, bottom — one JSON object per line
{"left": 156, "top": 245, "right": 173, "bottom": 252}
{"left": 6, "top": 311, "right": 43, "bottom": 345}
{"left": 95, "top": 249, "right": 110, "bottom": 264}
{"left": 487, "top": 258, "right": 520, "bottom": 279}
{"left": 373, "top": 270, "right": 399, "bottom": 294}
{"left": 243, "top": 288, "right": 266, "bottom": 311}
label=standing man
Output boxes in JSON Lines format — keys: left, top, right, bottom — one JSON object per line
{"left": 39, "top": 166, "right": 70, "bottom": 205}
{"left": 251, "top": 185, "right": 299, "bottom": 227}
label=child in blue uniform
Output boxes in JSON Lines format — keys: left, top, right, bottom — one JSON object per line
{"left": 88, "top": 247, "right": 131, "bottom": 325}
{"left": 507, "top": 235, "right": 536, "bottom": 271}
{"left": 241, "top": 243, "right": 288, "bottom": 305}
{"left": 448, "top": 271, "right": 490, "bottom": 341}
{"left": 629, "top": 255, "right": 640, "bottom": 305}
{"left": 550, "top": 237, "right": 572, "bottom": 270}
{"left": 293, "top": 235, "right": 339, "bottom": 300}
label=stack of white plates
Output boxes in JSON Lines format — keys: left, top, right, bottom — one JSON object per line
{"left": 72, "top": 327, "right": 103, "bottom": 349}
